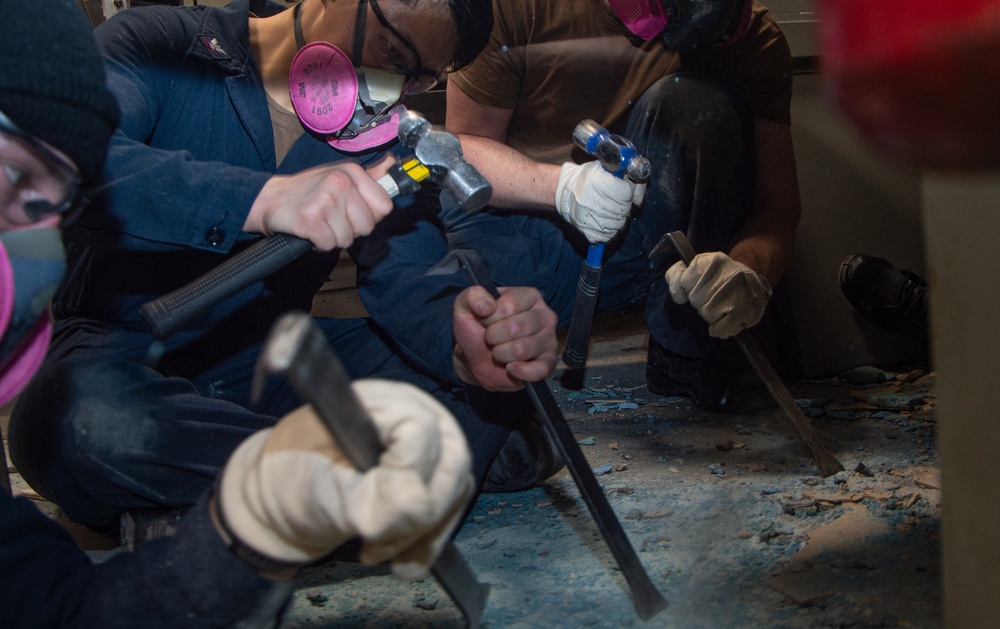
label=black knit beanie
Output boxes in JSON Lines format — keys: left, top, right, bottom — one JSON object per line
{"left": 0, "top": 0, "right": 120, "bottom": 187}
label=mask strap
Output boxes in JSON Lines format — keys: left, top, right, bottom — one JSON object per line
{"left": 351, "top": 0, "right": 367, "bottom": 67}
{"left": 350, "top": 0, "right": 380, "bottom": 115}
{"left": 291, "top": 1, "right": 366, "bottom": 61}
{"left": 293, "top": 0, "right": 306, "bottom": 50}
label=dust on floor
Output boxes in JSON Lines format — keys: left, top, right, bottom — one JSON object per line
{"left": 279, "top": 315, "right": 940, "bottom": 629}
{"left": 3, "top": 311, "right": 939, "bottom": 628}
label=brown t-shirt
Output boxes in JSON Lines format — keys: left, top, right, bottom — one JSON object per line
{"left": 449, "top": 0, "right": 793, "bottom": 165}
{"left": 265, "top": 91, "right": 307, "bottom": 167}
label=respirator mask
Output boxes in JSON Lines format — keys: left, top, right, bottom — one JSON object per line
{"left": 288, "top": 0, "right": 440, "bottom": 153}
{"left": 0, "top": 227, "right": 64, "bottom": 405}
{"left": 608, "top": 0, "right": 752, "bottom": 51}
{"left": 0, "top": 109, "right": 76, "bottom": 405}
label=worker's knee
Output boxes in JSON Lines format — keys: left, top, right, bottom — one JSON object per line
{"left": 8, "top": 358, "right": 163, "bottom": 503}
{"left": 628, "top": 73, "right": 753, "bottom": 152}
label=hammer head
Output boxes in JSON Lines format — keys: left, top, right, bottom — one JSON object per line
{"left": 572, "top": 118, "right": 651, "bottom": 183}
{"left": 398, "top": 112, "right": 493, "bottom": 213}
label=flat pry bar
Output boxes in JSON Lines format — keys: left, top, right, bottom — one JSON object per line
{"left": 428, "top": 249, "right": 668, "bottom": 622}
{"left": 253, "top": 312, "right": 490, "bottom": 627}
{"left": 653, "top": 231, "right": 844, "bottom": 477}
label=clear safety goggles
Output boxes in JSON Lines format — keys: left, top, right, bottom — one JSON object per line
{"left": 367, "top": 0, "right": 442, "bottom": 96}
{"left": 0, "top": 109, "right": 80, "bottom": 226}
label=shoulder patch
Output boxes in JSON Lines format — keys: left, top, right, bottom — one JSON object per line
{"left": 199, "top": 35, "right": 229, "bottom": 59}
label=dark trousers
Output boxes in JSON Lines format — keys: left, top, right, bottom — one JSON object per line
{"left": 8, "top": 316, "right": 519, "bottom": 533}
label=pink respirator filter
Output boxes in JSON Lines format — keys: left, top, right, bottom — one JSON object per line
{"left": 0, "top": 240, "right": 52, "bottom": 407}
{"left": 289, "top": 42, "right": 359, "bottom": 135}
{"left": 610, "top": 0, "right": 669, "bottom": 40}
{"left": 327, "top": 105, "right": 405, "bottom": 152}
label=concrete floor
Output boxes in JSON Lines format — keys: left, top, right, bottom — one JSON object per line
{"left": 279, "top": 311, "right": 941, "bottom": 628}
{"left": 2, "top": 309, "right": 941, "bottom": 627}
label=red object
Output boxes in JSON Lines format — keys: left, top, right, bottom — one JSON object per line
{"left": 818, "top": 0, "right": 1000, "bottom": 170}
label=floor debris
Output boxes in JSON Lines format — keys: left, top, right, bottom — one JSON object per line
{"left": 3, "top": 311, "right": 940, "bottom": 628}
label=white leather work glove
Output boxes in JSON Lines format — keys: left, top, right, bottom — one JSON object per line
{"left": 666, "top": 251, "right": 773, "bottom": 339}
{"left": 555, "top": 161, "right": 646, "bottom": 244}
{"left": 218, "top": 379, "right": 475, "bottom": 580}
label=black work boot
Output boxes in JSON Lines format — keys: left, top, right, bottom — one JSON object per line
{"left": 481, "top": 410, "right": 565, "bottom": 493}
{"left": 646, "top": 278, "right": 803, "bottom": 414}
{"left": 839, "top": 254, "right": 929, "bottom": 341}
{"left": 646, "top": 338, "right": 775, "bottom": 414}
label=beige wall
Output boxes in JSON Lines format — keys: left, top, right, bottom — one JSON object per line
{"left": 787, "top": 73, "right": 927, "bottom": 377}
{"left": 775, "top": 2, "right": 928, "bottom": 377}
{"left": 923, "top": 173, "right": 1000, "bottom": 628}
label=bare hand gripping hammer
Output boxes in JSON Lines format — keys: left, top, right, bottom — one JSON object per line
{"left": 428, "top": 249, "right": 668, "bottom": 622}
{"left": 562, "top": 120, "right": 651, "bottom": 370}
{"left": 140, "top": 113, "right": 492, "bottom": 340}
{"left": 253, "top": 311, "right": 490, "bottom": 627}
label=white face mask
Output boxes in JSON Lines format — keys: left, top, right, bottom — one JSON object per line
{"left": 288, "top": 41, "right": 406, "bottom": 153}
{"left": 0, "top": 227, "right": 64, "bottom": 405}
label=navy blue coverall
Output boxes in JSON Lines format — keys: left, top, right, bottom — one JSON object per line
{"left": 0, "top": 490, "right": 291, "bottom": 627}
{"left": 7, "top": 0, "right": 516, "bottom": 534}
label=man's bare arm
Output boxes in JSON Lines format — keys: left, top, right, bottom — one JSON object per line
{"left": 728, "top": 118, "right": 802, "bottom": 286}
{"left": 445, "top": 81, "right": 561, "bottom": 211}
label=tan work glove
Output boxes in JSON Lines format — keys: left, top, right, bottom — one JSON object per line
{"left": 555, "top": 161, "right": 646, "bottom": 244}
{"left": 218, "top": 379, "right": 475, "bottom": 580}
{"left": 666, "top": 251, "right": 772, "bottom": 339}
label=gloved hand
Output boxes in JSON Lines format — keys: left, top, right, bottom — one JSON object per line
{"left": 666, "top": 251, "right": 772, "bottom": 339}
{"left": 555, "top": 161, "right": 646, "bottom": 244}
{"left": 217, "top": 379, "right": 475, "bottom": 580}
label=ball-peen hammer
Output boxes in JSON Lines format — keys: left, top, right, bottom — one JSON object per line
{"left": 140, "top": 112, "right": 492, "bottom": 340}
{"left": 562, "top": 120, "right": 651, "bottom": 370}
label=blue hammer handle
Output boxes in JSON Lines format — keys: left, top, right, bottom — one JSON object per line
{"left": 562, "top": 120, "right": 648, "bottom": 369}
